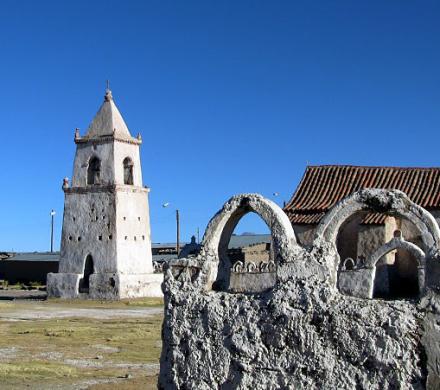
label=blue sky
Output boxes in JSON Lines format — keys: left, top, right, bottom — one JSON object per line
{"left": 0, "top": 1, "right": 439, "bottom": 251}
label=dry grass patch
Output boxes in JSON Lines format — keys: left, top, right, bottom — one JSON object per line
{"left": 0, "top": 299, "right": 163, "bottom": 389}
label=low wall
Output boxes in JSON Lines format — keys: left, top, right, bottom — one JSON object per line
{"left": 228, "top": 271, "right": 276, "bottom": 293}
{"left": 160, "top": 242, "right": 430, "bottom": 389}
{"left": 0, "top": 261, "right": 58, "bottom": 284}
{"left": 159, "top": 191, "right": 440, "bottom": 389}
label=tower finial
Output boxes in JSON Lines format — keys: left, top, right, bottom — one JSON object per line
{"left": 104, "top": 80, "right": 113, "bottom": 101}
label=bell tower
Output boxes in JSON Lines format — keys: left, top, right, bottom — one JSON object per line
{"left": 47, "top": 88, "right": 162, "bottom": 299}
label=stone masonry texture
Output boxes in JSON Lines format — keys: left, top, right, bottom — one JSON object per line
{"left": 159, "top": 191, "right": 440, "bottom": 389}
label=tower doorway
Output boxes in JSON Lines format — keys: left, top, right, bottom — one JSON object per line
{"left": 79, "top": 255, "right": 94, "bottom": 293}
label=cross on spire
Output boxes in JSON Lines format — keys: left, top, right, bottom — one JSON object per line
{"left": 104, "top": 80, "right": 113, "bottom": 101}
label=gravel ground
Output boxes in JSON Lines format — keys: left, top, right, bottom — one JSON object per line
{"left": 0, "top": 304, "right": 163, "bottom": 321}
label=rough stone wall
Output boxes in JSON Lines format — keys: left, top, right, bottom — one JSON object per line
{"left": 161, "top": 271, "right": 424, "bottom": 389}
{"left": 58, "top": 190, "right": 117, "bottom": 274}
{"left": 159, "top": 190, "right": 440, "bottom": 389}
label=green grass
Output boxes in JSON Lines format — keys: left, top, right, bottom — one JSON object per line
{"left": 0, "top": 361, "right": 77, "bottom": 379}
{"left": 47, "top": 297, "right": 164, "bottom": 308}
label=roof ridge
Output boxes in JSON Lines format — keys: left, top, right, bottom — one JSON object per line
{"left": 306, "top": 164, "right": 440, "bottom": 170}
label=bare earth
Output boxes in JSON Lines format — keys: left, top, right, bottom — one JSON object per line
{"left": 0, "top": 298, "right": 163, "bottom": 390}
{"left": 0, "top": 303, "right": 163, "bottom": 321}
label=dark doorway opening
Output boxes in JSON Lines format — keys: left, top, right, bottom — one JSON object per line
{"left": 79, "top": 255, "right": 94, "bottom": 294}
{"left": 373, "top": 249, "right": 419, "bottom": 299}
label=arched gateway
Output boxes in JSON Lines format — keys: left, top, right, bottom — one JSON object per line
{"left": 315, "top": 188, "right": 440, "bottom": 298}
{"left": 200, "top": 193, "right": 298, "bottom": 291}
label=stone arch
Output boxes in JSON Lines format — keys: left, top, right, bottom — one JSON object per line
{"left": 232, "top": 261, "right": 244, "bottom": 273}
{"left": 367, "top": 237, "right": 425, "bottom": 268}
{"left": 260, "top": 262, "right": 269, "bottom": 272}
{"left": 268, "top": 260, "right": 276, "bottom": 272}
{"left": 200, "top": 193, "right": 298, "bottom": 290}
{"left": 315, "top": 189, "right": 440, "bottom": 254}
{"left": 87, "top": 156, "right": 101, "bottom": 185}
{"left": 123, "top": 157, "right": 134, "bottom": 185}
{"left": 342, "top": 258, "right": 356, "bottom": 271}
{"left": 367, "top": 237, "right": 426, "bottom": 298}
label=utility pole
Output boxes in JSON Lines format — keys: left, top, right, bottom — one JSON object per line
{"left": 50, "top": 210, "right": 56, "bottom": 253}
{"left": 176, "top": 209, "right": 180, "bottom": 256}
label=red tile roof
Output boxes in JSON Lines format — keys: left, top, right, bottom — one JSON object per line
{"left": 284, "top": 165, "right": 440, "bottom": 225}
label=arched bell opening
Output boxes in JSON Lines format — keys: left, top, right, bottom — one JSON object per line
{"left": 87, "top": 156, "right": 101, "bottom": 185}
{"left": 123, "top": 157, "right": 134, "bottom": 185}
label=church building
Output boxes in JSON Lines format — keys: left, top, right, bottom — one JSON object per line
{"left": 47, "top": 88, "right": 162, "bottom": 299}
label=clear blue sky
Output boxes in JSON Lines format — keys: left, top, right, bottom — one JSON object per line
{"left": 0, "top": 1, "right": 439, "bottom": 251}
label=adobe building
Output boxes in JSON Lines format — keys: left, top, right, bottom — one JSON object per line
{"left": 284, "top": 165, "right": 440, "bottom": 299}
{"left": 47, "top": 88, "right": 162, "bottom": 299}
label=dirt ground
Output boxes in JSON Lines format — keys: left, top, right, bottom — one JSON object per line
{"left": 0, "top": 298, "right": 163, "bottom": 389}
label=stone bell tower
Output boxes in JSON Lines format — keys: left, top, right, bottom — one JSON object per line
{"left": 47, "top": 88, "right": 162, "bottom": 299}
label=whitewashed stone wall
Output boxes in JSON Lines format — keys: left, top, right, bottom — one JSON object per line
{"left": 159, "top": 190, "right": 440, "bottom": 389}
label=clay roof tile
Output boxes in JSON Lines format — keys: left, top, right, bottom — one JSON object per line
{"left": 284, "top": 165, "right": 440, "bottom": 225}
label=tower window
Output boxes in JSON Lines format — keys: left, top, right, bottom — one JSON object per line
{"left": 87, "top": 156, "right": 101, "bottom": 185}
{"left": 123, "top": 157, "right": 134, "bottom": 185}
